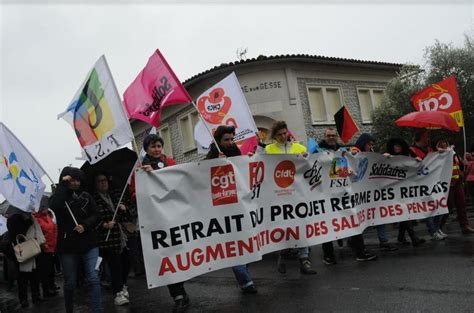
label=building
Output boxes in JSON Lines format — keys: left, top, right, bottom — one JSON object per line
{"left": 131, "top": 54, "right": 403, "bottom": 164}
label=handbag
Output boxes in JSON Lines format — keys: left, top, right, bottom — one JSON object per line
{"left": 121, "top": 222, "right": 137, "bottom": 234}
{"left": 13, "top": 234, "right": 41, "bottom": 263}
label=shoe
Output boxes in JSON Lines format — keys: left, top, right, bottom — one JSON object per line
{"left": 299, "top": 258, "right": 317, "bottom": 275}
{"left": 431, "top": 232, "right": 444, "bottom": 241}
{"left": 356, "top": 253, "right": 377, "bottom": 262}
{"left": 379, "top": 243, "right": 398, "bottom": 251}
{"left": 461, "top": 225, "right": 474, "bottom": 234}
{"left": 20, "top": 300, "right": 29, "bottom": 308}
{"left": 437, "top": 230, "right": 448, "bottom": 238}
{"left": 323, "top": 256, "right": 337, "bottom": 265}
{"left": 172, "top": 294, "right": 190, "bottom": 313}
{"left": 114, "top": 291, "right": 130, "bottom": 306}
{"left": 241, "top": 284, "right": 258, "bottom": 294}
{"left": 397, "top": 237, "right": 410, "bottom": 245}
{"left": 412, "top": 238, "right": 426, "bottom": 247}
{"left": 122, "top": 285, "right": 129, "bottom": 299}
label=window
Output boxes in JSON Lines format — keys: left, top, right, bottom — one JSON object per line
{"left": 357, "top": 88, "right": 385, "bottom": 123}
{"left": 157, "top": 124, "right": 173, "bottom": 157}
{"left": 178, "top": 110, "right": 200, "bottom": 152}
{"left": 307, "top": 86, "right": 343, "bottom": 124}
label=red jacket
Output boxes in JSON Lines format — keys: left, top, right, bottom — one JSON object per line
{"left": 409, "top": 145, "right": 433, "bottom": 160}
{"left": 34, "top": 211, "right": 57, "bottom": 253}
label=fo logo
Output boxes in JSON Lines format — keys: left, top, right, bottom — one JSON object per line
{"left": 274, "top": 160, "right": 296, "bottom": 188}
{"left": 210, "top": 164, "right": 238, "bottom": 206}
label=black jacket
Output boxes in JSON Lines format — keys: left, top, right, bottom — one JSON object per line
{"left": 318, "top": 140, "right": 343, "bottom": 152}
{"left": 205, "top": 143, "right": 241, "bottom": 160}
{"left": 49, "top": 167, "right": 99, "bottom": 254}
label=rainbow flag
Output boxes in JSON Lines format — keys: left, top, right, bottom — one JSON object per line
{"left": 59, "top": 56, "right": 134, "bottom": 164}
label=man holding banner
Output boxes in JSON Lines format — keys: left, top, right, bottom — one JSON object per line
{"left": 264, "top": 121, "right": 316, "bottom": 274}
{"left": 205, "top": 125, "right": 258, "bottom": 294}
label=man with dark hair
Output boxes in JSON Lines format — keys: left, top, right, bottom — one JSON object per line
{"left": 409, "top": 130, "right": 432, "bottom": 160}
{"left": 352, "top": 134, "right": 397, "bottom": 252}
{"left": 205, "top": 125, "right": 258, "bottom": 294}
{"left": 314, "top": 129, "right": 377, "bottom": 262}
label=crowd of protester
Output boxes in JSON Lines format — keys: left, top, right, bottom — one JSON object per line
{"left": 1, "top": 120, "right": 473, "bottom": 313}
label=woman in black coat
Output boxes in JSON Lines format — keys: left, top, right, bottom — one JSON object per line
{"left": 49, "top": 167, "right": 101, "bottom": 313}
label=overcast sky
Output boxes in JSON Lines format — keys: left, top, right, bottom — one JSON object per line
{"left": 0, "top": 2, "right": 472, "bottom": 193}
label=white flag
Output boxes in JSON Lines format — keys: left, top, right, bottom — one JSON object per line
{"left": 58, "top": 55, "right": 134, "bottom": 164}
{"left": 194, "top": 72, "right": 258, "bottom": 154}
{"left": 0, "top": 123, "right": 46, "bottom": 212}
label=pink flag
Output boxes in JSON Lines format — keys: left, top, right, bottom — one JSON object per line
{"left": 124, "top": 49, "right": 192, "bottom": 127}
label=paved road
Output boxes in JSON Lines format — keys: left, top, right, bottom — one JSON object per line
{"left": 2, "top": 215, "right": 474, "bottom": 312}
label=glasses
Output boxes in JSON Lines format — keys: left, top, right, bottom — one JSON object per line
{"left": 96, "top": 179, "right": 108, "bottom": 183}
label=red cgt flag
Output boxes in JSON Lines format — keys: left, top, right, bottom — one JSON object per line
{"left": 123, "top": 49, "right": 192, "bottom": 127}
{"left": 411, "top": 76, "right": 463, "bottom": 126}
{"left": 334, "top": 106, "right": 359, "bottom": 144}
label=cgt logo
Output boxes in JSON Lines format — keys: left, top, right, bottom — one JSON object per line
{"left": 210, "top": 164, "right": 238, "bottom": 206}
{"left": 274, "top": 161, "right": 295, "bottom": 188}
{"left": 197, "top": 88, "right": 232, "bottom": 125}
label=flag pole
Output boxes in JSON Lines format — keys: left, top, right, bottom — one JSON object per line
{"left": 191, "top": 101, "right": 223, "bottom": 155}
{"left": 462, "top": 126, "right": 467, "bottom": 157}
{"left": 105, "top": 164, "right": 137, "bottom": 241}
{"left": 64, "top": 202, "right": 79, "bottom": 226}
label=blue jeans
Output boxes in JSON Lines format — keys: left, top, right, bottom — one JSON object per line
{"left": 297, "top": 247, "right": 309, "bottom": 259}
{"left": 60, "top": 247, "right": 102, "bottom": 313}
{"left": 426, "top": 214, "right": 449, "bottom": 236}
{"left": 232, "top": 265, "right": 253, "bottom": 288}
{"left": 376, "top": 225, "right": 389, "bottom": 243}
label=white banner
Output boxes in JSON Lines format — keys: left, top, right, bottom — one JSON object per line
{"left": 58, "top": 56, "right": 134, "bottom": 164}
{"left": 136, "top": 151, "right": 452, "bottom": 288}
{"left": 194, "top": 72, "right": 258, "bottom": 153}
{"left": 0, "top": 123, "right": 46, "bottom": 212}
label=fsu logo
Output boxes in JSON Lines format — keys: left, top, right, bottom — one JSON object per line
{"left": 329, "top": 157, "right": 349, "bottom": 179}
{"left": 197, "top": 88, "right": 232, "bottom": 124}
{"left": 273, "top": 161, "right": 295, "bottom": 188}
{"left": 210, "top": 164, "right": 238, "bottom": 206}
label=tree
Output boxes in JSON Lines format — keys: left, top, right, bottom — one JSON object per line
{"left": 372, "top": 34, "right": 473, "bottom": 153}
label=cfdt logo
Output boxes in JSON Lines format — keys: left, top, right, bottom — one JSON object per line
{"left": 210, "top": 164, "right": 238, "bottom": 206}
{"left": 274, "top": 160, "right": 295, "bottom": 188}
{"left": 249, "top": 161, "right": 265, "bottom": 199}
